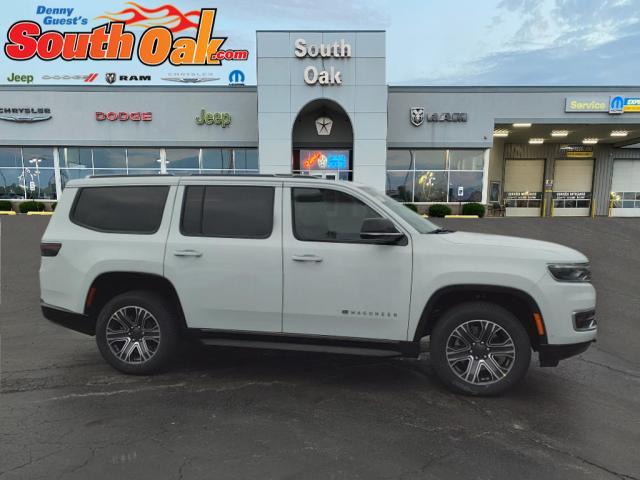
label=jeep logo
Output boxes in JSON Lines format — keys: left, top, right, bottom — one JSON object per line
{"left": 7, "top": 73, "right": 34, "bottom": 83}
{"left": 195, "top": 109, "right": 231, "bottom": 127}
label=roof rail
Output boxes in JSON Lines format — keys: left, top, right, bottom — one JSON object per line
{"left": 187, "top": 173, "right": 325, "bottom": 179}
{"left": 88, "top": 173, "right": 174, "bottom": 178}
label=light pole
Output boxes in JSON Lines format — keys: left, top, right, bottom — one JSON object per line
{"left": 29, "top": 158, "right": 42, "bottom": 198}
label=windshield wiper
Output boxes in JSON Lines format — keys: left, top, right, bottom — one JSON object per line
{"left": 429, "top": 227, "right": 454, "bottom": 234}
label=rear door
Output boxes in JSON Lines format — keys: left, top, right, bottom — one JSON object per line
{"left": 164, "top": 179, "right": 283, "bottom": 332}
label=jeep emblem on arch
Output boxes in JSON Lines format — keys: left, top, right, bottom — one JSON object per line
{"left": 40, "top": 175, "right": 596, "bottom": 396}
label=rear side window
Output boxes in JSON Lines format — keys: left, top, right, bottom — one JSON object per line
{"left": 181, "top": 185, "right": 274, "bottom": 238}
{"left": 71, "top": 186, "right": 169, "bottom": 234}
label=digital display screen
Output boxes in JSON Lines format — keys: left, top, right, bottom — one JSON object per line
{"left": 300, "top": 150, "right": 349, "bottom": 170}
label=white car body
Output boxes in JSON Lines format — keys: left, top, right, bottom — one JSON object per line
{"left": 40, "top": 175, "right": 596, "bottom": 371}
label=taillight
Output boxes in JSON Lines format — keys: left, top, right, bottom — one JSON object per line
{"left": 40, "top": 242, "right": 62, "bottom": 257}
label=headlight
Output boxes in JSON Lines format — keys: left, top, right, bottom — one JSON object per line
{"left": 548, "top": 263, "right": 592, "bottom": 283}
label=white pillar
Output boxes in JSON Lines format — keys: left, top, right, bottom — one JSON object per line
{"left": 53, "top": 147, "right": 62, "bottom": 200}
{"left": 481, "top": 148, "right": 490, "bottom": 204}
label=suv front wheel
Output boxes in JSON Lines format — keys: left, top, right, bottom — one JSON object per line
{"left": 429, "top": 301, "right": 531, "bottom": 396}
{"left": 95, "top": 290, "right": 179, "bottom": 374}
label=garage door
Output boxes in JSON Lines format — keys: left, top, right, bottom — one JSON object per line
{"left": 611, "top": 160, "right": 640, "bottom": 217}
{"left": 503, "top": 159, "right": 544, "bottom": 217}
{"left": 552, "top": 159, "right": 594, "bottom": 217}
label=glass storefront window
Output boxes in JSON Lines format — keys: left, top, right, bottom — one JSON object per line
{"left": 234, "top": 149, "right": 258, "bottom": 171}
{"left": 127, "top": 148, "right": 161, "bottom": 170}
{"left": 448, "top": 171, "right": 483, "bottom": 202}
{"left": 414, "top": 170, "right": 448, "bottom": 202}
{"left": 449, "top": 150, "right": 484, "bottom": 170}
{"left": 0, "top": 147, "right": 24, "bottom": 198}
{"left": 202, "top": 148, "right": 233, "bottom": 171}
{"left": 21, "top": 147, "right": 56, "bottom": 199}
{"left": 22, "top": 147, "right": 54, "bottom": 169}
{"left": 387, "top": 149, "right": 485, "bottom": 203}
{"left": 387, "top": 150, "right": 413, "bottom": 170}
{"left": 166, "top": 148, "right": 199, "bottom": 171}
{"left": 0, "top": 147, "right": 22, "bottom": 168}
{"left": 386, "top": 171, "right": 413, "bottom": 202}
{"left": 92, "top": 148, "right": 126, "bottom": 170}
{"left": 62, "top": 147, "right": 93, "bottom": 170}
{"left": 92, "top": 169, "right": 129, "bottom": 177}
{"left": 414, "top": 150, "right": 446, "bottom": 170}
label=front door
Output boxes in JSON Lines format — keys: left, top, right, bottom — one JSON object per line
{"left": 282, "top": 183, "right": 413, "bottom": 341}
{"left": 164, "top": 180, "right": 283, "bottom": 332}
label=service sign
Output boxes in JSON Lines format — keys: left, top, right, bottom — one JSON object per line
{"left": 0, "top": 1, "right": 252, "bottom": 85}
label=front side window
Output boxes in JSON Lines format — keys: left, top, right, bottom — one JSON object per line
{"left": 292, "top": 187, "right": 382, "bottom": 243}
{"left": 71, "top": 186, "right": 169, "bottom": 233}
{"left": 181, "top": 185, "right": 274, "bottom": 238}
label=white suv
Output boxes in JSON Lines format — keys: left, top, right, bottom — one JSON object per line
{"left": 40, "top": 175, "right": 597, "bottom": 395}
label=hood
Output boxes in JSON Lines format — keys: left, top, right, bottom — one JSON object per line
{"left": 437, "top": 231, "right": 588, "bottom": 263}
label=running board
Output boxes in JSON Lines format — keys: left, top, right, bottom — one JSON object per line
{"left": 191, "top": 329, "right": 421, "bottom": 358}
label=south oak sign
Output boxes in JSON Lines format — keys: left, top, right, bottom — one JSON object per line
{"left": 294, "top": 38, "right": 351, "bottom": 85}
{"left": 3, "top": 8, "right": 249, "bottom": 66}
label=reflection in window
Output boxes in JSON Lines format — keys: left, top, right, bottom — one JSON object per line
{"left": 202, "top": 148, "right": 233, "bottom": 171}
{"left": 0, "top": 148, "right": 24, "bottom": 198}
{"left": 21, "top": 147, "right": 56, "bottom": 199}
{"left": 92, "top": 148, "right": 126, "bottom": 169}
{"left": 386, "top": 171, "right": 413, "bottom": 202}
{"left": 62, "top": 147, "right": 93, "bottom": 170}
{"left": 387, "top": 150, "right": 413, "bottom": 170}
{"left": 448, "top": 150, "right": 485, "bottom": 170}
{"left": 166, "top": 149, "right": 199, "bottom": 170}
{"left": 127, "top": 148, "right": 160, "bottom": 170}
{"left": 387, "top": 149, "right": 485, "bottom": 203}
{"left": 234, "top": 149, "right": 258, "bottom": 171}
{"left": 448, "top": 171, "right": 483, "bottom": 202}
{"left": 23, "top": 147, "right": 54, "bottom": 169}
{"left": 414, "top": 150, "right": 446, "bottom": 170}
{"left": 414, "top": 171, "right": 448, "bottom": 202}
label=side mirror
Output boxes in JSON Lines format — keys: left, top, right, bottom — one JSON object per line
{"left": 360, "top": 218, "right": 405, "bottom": 244}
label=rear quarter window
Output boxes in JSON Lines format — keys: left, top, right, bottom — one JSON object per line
{"left": 71, "top": 186, "right": 169, "bottom": 234}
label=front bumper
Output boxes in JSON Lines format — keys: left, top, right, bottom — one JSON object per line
{"left": 41, "top": 302, "right": 95, "bottom": 336}
{"left": 538, "top": 341, "right": 592, "bottom": 367}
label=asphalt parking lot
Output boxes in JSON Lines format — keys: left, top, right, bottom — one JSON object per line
{"left": 1, "top": 216, "right": 638, "bottom": 480}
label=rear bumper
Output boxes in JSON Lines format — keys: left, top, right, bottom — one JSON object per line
{"left": 538, "top": 341, "right": 592, "bottom": 367}
{"left": 41, "top": 302, "right": 94, "bottom": 336}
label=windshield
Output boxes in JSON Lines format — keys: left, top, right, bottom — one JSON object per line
{"left": 361, "top": 186, "right": 439, "bottom": 234}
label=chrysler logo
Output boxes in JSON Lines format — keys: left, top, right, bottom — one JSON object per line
{"left": 0, "top": 107, "right": 52, "bottom": 123}
{"left": 315, "top": 116, "right": 333, "bottom": 135}
{"left": 162, "top": 76, "right": 219, "bottom": 84}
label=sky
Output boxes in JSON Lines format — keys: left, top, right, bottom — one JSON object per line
{"left": 1, "top": 0, "right": 639, "bottom": 85}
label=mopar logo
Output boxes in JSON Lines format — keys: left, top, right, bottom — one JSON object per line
{"left": 610, "top": 96, "right": 624, "bottom": 114}
{"left": 229, "top": 69, "right": 245, "bottom": 85}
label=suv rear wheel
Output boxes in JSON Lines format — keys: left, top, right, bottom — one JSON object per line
{"left": 429, "top": 301, "right": 531, "bottom": 396}
{"left": 95, "top": 290, "right": 179, "bottom": 374}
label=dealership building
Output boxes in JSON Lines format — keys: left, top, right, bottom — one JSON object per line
{"left": 2, "top": 30, "right": 640, "bottom": 217}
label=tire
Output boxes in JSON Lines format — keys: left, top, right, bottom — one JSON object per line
{"left": 95, "top": 290, "right": 179, "bottom": 375}
{"left": 429, "top": 301, "right": 531, "bottom": 396}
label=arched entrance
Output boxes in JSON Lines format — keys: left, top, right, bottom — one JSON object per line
{"left": 291, "top": 99, "right": 353, "bottom": 180}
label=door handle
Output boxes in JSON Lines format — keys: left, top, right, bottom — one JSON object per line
{"left": 292, "top": 254, "right": 323, "bottom": 263}
{"left": 173, "top": 249, "right": 203, "bottom": 257}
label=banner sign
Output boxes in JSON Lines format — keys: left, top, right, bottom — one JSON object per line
{"left": 552, "top": 192, "right": 592, "bottom": 200}
{"left": 0, "top": 1, "right": 251, "bottom": 86}
{"left": 504, "top": 191, "right": 542, "bottom": 200}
